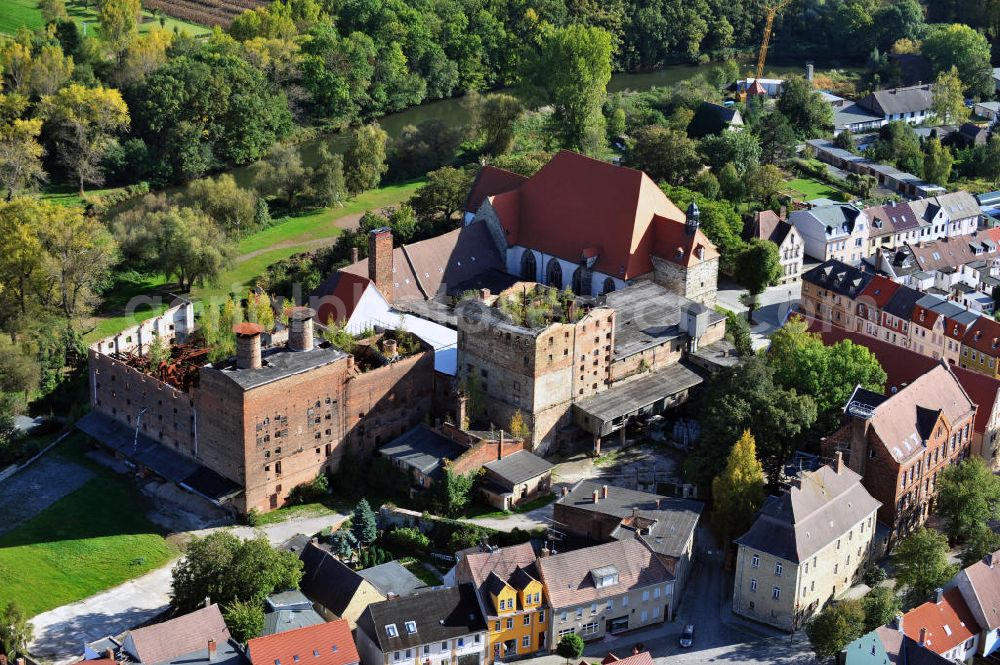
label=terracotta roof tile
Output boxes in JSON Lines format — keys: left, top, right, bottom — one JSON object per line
{"left": 247, "top": 620, "right": 358, "bottom": 665}
{"left": 464, "top": 166, "right": 528, "bottom": 213}
{"left": 962, "top": 316, "right": 1000, "bottom": 356}
{"left": 857, "top": 275, "right": 901, "bottom": 309}
{"left": 902, "top": 588, "right": 980, "bottom": 655}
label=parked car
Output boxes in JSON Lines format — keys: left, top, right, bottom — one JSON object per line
{"left": 679, "top": 625, "right": 695, "bottom": 648}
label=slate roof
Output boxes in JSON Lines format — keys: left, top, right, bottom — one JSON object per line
{"left": 125, "top": 605, "right": 231, "bottom": 665}
{"left": 299, "top": 541, "right": 381, "bottom": 616}
{"left": 485, "top": 150, "right": 713, "bottom": 279}
{"left": 357, "top": 561, "right": 428, "bottom": 598}
{"left": 881, "top": 285, "right": 923, "bottom": 320}
{"left": 483, "top": 450, "right": 554, "bottom": 486}
{"left": 958, "top": 549, "right": 1000, "bottom": 630}
{"left": 902, "top": 588, "right": 980, "bottom": 655}
{"left": 736, "top": 462, "right": 880, "bottom": 564}
{"left": 858, "top": 85, "right": 934, "bottom": 117}
{"left": 538, "top": 539, "right": 673, "bottom": 609}
{"left": 378, "top": 426, "right": 467, "bottom": 479}
{"left": 206, "top": 343, "right": 347, "bottom": 392}
{"left": 263, "top": 608, "right": 326, "bottom": 636}
{"left": 248, "top": 620, "right": 359, "bottom": 665}
{"left": 802, "top": 260, "right": 874, "bottom": 299}
{"left": 355, "top": 584, "right": 486, "bottom": 652}
{"left": 866, "top": 201, "right": 919, "bottom": 235}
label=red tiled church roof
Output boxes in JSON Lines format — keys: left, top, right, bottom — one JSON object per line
{"left": 464, "top": 165, "right": 527, "bottom": 214}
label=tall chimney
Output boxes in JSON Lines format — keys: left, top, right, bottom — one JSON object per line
{"left": 919, "top": 627, "right": 927, "bottom": 646}
{"left": 561, "top": 486, "right": 568, "bottom": 497}
{"left": 601, "top": 485, "right": 609, "bottom": 499}
{"left": 834, "top": 451, "right": 844, "bottom": 474}
{"left": 351, "top": 246, "right": 359, "bottom": 264}
{"left": 233, "top": 323, "right": 264, "bottom": 369}
{"left": 369, "top": 227, "right": 394, "bottom": 303}
{"left": 287, "top": 306, "right": 315, "bottom": 352}
{"left": 456, "top": 392, "right": 468, "bottom": 429}
{"left": 208, "top": 639, "right": 217, "bottom": 661}
{"left": 498, "top": 430, "right": 504, "bottom": 461}
{"left": 894, "top": 614, "right": 904, "bottom": 634}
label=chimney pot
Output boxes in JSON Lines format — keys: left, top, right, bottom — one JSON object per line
{"left": 934, "top": 587, "right": 944, "bottom": 604}
{"left": 382, "top": 337, "right": 398, "bottom": 358}
{"left": 592, "top": 489, "right": 600, "bottom": 503}
{"left": 106, "top": 649, "right": 115, "bottom": 662}
{"left": 631, "top": 506, "right": 638, "bottom": 518}
{"left": 834, "top": 451, "right": 844, "bottom": 474}
{"left": 479, "top": 288, "right": 490, "bottom": 300}
{"left": 205, "top": 596, "right": 211, "bottom": 608}
{"left": 287, "top": 306, "right": 315, "bottom": 352}
{"left": 233, "top": 323, "right": 264, "bottom": 369}
{"left": 601, "top": 485, "right": 609, "bottom": 499}
{"left": 655, "top": 499, "right": 661, "bottom": 509}
{"left": 208, "top": 639, "right": 217, "bottom": 661}
{"left": 561, "top": 486, "right": 568, "bottom": 497}
{"left": 351, "top": 246, "right": 359, "bottom": 264}
{"left": 894, "top": 613, "right": 904, "bottom": 633}
{"left": 919, "top": 627, "right": 927, "bottom": 646}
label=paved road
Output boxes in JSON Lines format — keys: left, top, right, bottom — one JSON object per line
{"left": 716, "top": 279, "right": 802, "bottom": 350}
{"left": 0, "top": 454, "right": 94, "bottom": 537}
{"left": 28, "top": 514, "right": 348, "bottom": 665}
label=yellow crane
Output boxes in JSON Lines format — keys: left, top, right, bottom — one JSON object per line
{"left": 740, "top": 0, "right": 791, "bottom": 101}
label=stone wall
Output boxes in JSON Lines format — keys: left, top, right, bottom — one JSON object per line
{"left": 650, "top": 256, "right": 719, "bottom": 308}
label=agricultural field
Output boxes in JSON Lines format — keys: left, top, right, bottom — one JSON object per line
{"left": 0, "top": 0, "right": 211, "bottom": 36}
{"left": 144, "top": 0, "right": 266, "bottom": 28}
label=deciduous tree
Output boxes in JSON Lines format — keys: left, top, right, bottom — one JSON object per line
{"left": 409, "top": 166, "right": 475, "bottom": 232}
{"left": 223, "top": 600, "right": 264, "bottom": 644}
{"left": 923, "top": 137, "right": 954, "bottom": 185}
{"left": 863, "top": 587, "right": 900, "bottom": 632}
{"left": 735, "top": 239, "right": 782, "bottom": 322}
{"left": 776, "top": 75, "right": 833, "bottom": 138}
{"left": 892, "top": 528, "right": 958, "bottom": 601}
{"left": 961, "top": 523, "right": 1000, "bottom": 567}
{"left": 556, "top": 634, "right": 584, "bottom": 664}
{"left": 923, "top": 23, "right": 993, "bottom": 97}
{"left": 0, "top": 118, "right": 46, "bottom": 199}
{"left": 936, "top": 458, "right": 1000, "bottom": 543}
{"left": 626, "top": 125, "right": 701, "bottom": 184}
{"left": 932, "top": 67, "right": 971, "bottom": 126}
{"left": 253, "top": 143, "right": 312, "bottom": 210}
{"left": 806, "top": 600, "right": 865, "bottom": 658}
{"left": 98, "top": 0, "right": 141, "bottom": 64}
{"left": 0, "top": 601, "right": 32, "bottom": 660}
{"left": 344, "top": 124, "right": 388, "bottom": 195}
{"left": 38, "top": 204, "right": 117, "bottom": 318}
{"left": 477, "top": 93, "right": 523, "bottom": 156}
{"left": 710, "top": 429, "right": 765, "bottom": 545}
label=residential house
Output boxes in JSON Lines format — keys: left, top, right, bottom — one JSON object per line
{"left": 856, "top": 84, "right": 935, "bottom": 127}
{"left": 789, "top": 204, "right": 868, "bottom": 264}
{"left": 823, "top": 363, "right": 977, "bottom": 539}
{"left": 855, "top": 276, "right": 900, "bottom": 340}
{"left": 357, "top": 562, "right": 429, "bottom": 598}
{"left": 808, "top": 318, "right": 1000, "bottom": 469}
{"left": 800, "top": 260, "right": 875, "bottom": 332}
{"left": 975, "top": 101, "right": 1000, "bottom": 121}
{"left": 540, "top": 539, "right": 674, "bottom": 643}
{"left": 378, "top": 427, "right": 468, "bottom": 489}
{"left": 865, "top": 202, "right": 920, "bottom": 255}
{"left": 552, "top": 481, "right": 702, "bottom": 595}
{"left": 687, "top": 102, "right": 744, "bottom": 138}
{"left": 264, "top": 591, "right": 326, "bottom": 636}
{"left": 121, "top": 605, "right": 245, "bottom": 665}
{"left": 479, "top": 450, "right": 554, "bottom": 510}
{"left": 299, "top": 540, "right": 386, "bottom": 627}
{"left": 453, "top": 543, "right": 549, "bottom": 662}
{"left": 733, "top": 456, "right": 881, "bottom": 632}
{"left": 908, "top": 192, "right": 982, "bottom": 240}
{"left": 838, "top": 624, "right": 952, "bottom": 665}
{"left": 909, "top": 300, "right": 945, "bottom": 358}
{"left": 247, "top": 621, "right": 359, "bottom": 665}
{"left": 954, "top": 123, "right": 990, "bottom": 148}
{"left": 877, "top": 286, "right": 923, "bottom": 350}
{"left": 747, "top": 210, "right": 803, "bottom": 284}
{"left": 901, "top": 588, "right": 980, "bottom": 663}
{"left": 960, "top": 316, "right": 1000, "bottom": 378}
{"left": 955, "top": 549, "right": 1000, "bottom": 656}
{"left": 355, "top": 585, "right": 488, "bottom": 665}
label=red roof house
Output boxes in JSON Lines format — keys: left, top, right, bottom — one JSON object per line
{"left": 247, "top": 620, "right": 359, "bottom": 665}
{"left": 902, "top": 588, "right": 980, "bottom": 659}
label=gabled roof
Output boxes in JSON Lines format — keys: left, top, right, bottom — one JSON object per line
{"left": 248, "top": 620, "right": 359, "bottom": 665}
{"left": 377, "top": 426, "right": 467, "bottom": 479}
{"left": 902, "top": 588, "right": 980, "bottom": 655}
{"left": 871, "top": 627, "right": 952, "bottom": 665}
{"left": 881, "top": 285, "right": 923, "bottom": 321}
{"left": 858, "top": 85, "right": 933, "bottom": 117}
{"left": 735, "top": 462, "right": 880, "bottom": 563}
{"left": 355, "top": 584, "right": 485, "bottom": 652}
{"left": 299, "top": 541, "right": 382, "bottom": 616}
{"left": 651, "top": 214, "right": 719, "bottom": 268}
{"left": 791, "top": 205, "right": 864, "bottom": 240}
{"left": 963, "top": 316, "right": 1000, "bottom": 356}
{"left": 313, "top": 271, "right": 374, "bottom": 327}
{"left": 841, "top": 630, "right": 893, "bottom": 665}
{"left": 482, "top": 450, "right": 554, "bottom": 486}
{"left": 456, "top": 542, "right": 541, "bottom": 612}
{"left": 857, "top": 275, "right": 900, "bottom": 309}
{"left": 958, "top": 549, "right": 1000, "bottom": 630}
{"left": 908, "top": 232, "right": 1000, "bottom": 272}
{"left": 802, "top": 259, "right": 874, "bottom": 298}
{"left": 464, "top": 165, "right": 528, "bottom": 214}
{"left": 357, "top": 561, "right": 428, "bottom": 598}
{"left": 125, "top": 605, "right": 231, "bottom": 665}
{"left": 485, "top": 150, "right": 698, "bottom": 279}
{"left": 538, "top": 539, "right": 673, "bottom": 609}
{"left": 599, "top": 653, "right": 654, "bottom": 665}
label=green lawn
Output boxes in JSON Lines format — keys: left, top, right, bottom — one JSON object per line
{"left": 0, "top": 434, "right": 178, "bottom": 616}
{"left": 0, "top": 0, "right": 211, "bottom": 36}
{"left": 786, "top": 178, "right": 842, "bottom": 200}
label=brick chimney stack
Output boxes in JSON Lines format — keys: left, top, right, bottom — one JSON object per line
{"left": 287, "top": 306, "right": 315, "bottom": 352}
{"left": 592, "top": 489, "right": 599, "bottom": 503}
{"left": 456, "top": 392, "right": 468, "bottom": 428}
{"left": 369, "top": 227, "right": 394, "bottom": 303}
{"left": 233, "top": 323, "right": 264, "bottom": 370}
{"left": 208, "top": 639, "right": 217, "bottom": 662}
{"left": 834, "top": 451, "right": 844, "bottom": 474}
{"left": 498, "top": 430, "right": 504, "bottom": 461}
{"left": 350, "top": 246, "right": 359, "bottom": 264}
{"left": 919, "top": 627, "right": 927, "bottom": 645}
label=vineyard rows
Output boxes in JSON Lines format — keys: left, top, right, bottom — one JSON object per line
{"left": 145, "top": 0, "right": 267, "bottom": 27}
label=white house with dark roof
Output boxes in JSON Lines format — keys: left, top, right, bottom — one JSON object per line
{"left": 733, "top": 455, "right": 881, "bottom": 632}
{"left": 789, "top": 204, "right": 869, "bottom": 264}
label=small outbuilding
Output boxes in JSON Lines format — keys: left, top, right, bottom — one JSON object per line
{"left": 479, "top": 450, "right": 554, "bottom": 510}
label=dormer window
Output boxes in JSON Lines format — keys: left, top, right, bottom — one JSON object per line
{"left": 405, "top": 621, "right": 417, "bottom": 634}
{"left": 591, "top": 565, "right": 620, "bottom": 588}
{"left": 386, "top": 624, "right": 398, "bottom": 638}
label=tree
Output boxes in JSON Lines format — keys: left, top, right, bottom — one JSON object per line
{"left": 893, "top": 528, "right": 958, "bottom": 601}
{"left": 923, "top": 23, "right": 993, "bottom": 97}
{"left": 626, "top": 125, "right": 702, "bottom": 184}
{"left": 735, "top": 239, "right": 782, "bottom": 322}
{"left": 923, "top": 137, "right": 954, "bottom": 186}
{"left": 863, "top": 587, "right": 900, "bottom": 632}
{"left": 806, "top": 599, "right": 865, "bottom": 658}
{"left": 38, "top": 204, "right": 118, "bottom": 318}
{"left": 0, "top": 601, "right": 32, "bottom": 659}
{"left": 834, "top": 128, "right": 857, "bottom": 154}
{"left": 521, "top": 24, "right": 613, "bottom": 152}
{"left": 351, "top": 498, "right": 378, "bottom": 547}
{"left": 184, "top": 174, "right": 260, "bottom": 236}
{"left": 867, "top": 122, "right": 923, "bottom": 180}
{"left": 39, "top": 0, "right": 69, "bottom": 22}
{"left": 936, "top": 458, "right": 1000, "bottom": 543}
{"left": 982, "top": 135, "right": 1000, "bottom": 185}
{"left": 27, "top": 44, "right": 74, "bottom": 98}
{"left": 254, "top": 143, "right": 312, "bottom": 210}
{"left": 556, "top": 633, "right": 584, "bottom": 663}
{"left": 328, "top": 529, "right": 357, "bottom": 560}
{"left": 932, "top": 67, "right": 971, "bottom": 126}
{"left": 312, "top": 146, "right": 345, "bottom": 208}
{"left": 961, "top": 523, "right": 1000, "bottom": 568}
{"left": 477, "top": 93, "right": 523, "bottom": 155}
{"left": 223, "top": 600, "right": 264, "bottom": 644}
{"left": 710, "top": 430, "right": 765, "bottom": 545}
{"left": 99, "top": 0, "right": 141, "bottom": 64}
{"left": 717, "top": 162, "right": 744, "bottom": 202}
{"left": 776, "top": 75, "right": 833, "bottom": 138}
{"left": 383, "top": 527, "right": 430, "bottom": 556}
{"left": 0, "top": 119, "right": 46, "bottom": 199}
{"left": 724, "top": 309, "right": 752, "bottom": 357}
{"left": 410, "top": 166, "right": 475, "bottom": 233}
{"left": 435, "top": 468, "right": 477, "bottom": 516}
{"left": 170, "top": 531, "right": 303, "bottom": 612}
{"left": 699, "top": 130, "right": 762, "bottom": 175}
{"left": 758, "top": 112, "right": 797, "bottom": 164}
{"left": 745, "top": 164, "right": 784, "bottom": 204}
{"left": 40, "top": 84, "right": 130, "bottom": 195}
{"left": 509, "top": 410, "right": 529, "bottom": 440}
{"left": 344, "top": 124, "right": 388, "bottom": 195}
{"left": 0, "top": 197, "right": 48, "bottom": 328}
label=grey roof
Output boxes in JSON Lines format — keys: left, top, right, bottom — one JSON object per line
{"left": 834, "top": 102, "right": 885, "bottom": 130}
{"left": 483, "top": 450, "right": 554, "bottom": 485}
{"left": 736, "top": 463, "right": 881, "bottom": 564}
{"left": 792, "top": 204, "right": 863, "bottom": 239}
{"left": 601, "top": 281, "right": 723, "bottom": 360}
{"left": 859, "top": 85, "right": 934, "bottom": 117}
{"left": 378, "top": 426, "right": 467, "bottom": 479}
{"left": 262, "top": 607, "right": 325, "bottom": 636}
{"left": 881, "top": 285, "right": 923, "bottom": 320}
{"left": 355, "top": 584, "right": 485, "bottom": 652}
{"left": 977, "top": 191, "right": 1000, "bottom": 207}
{"left": 205, "top": 343, "right": 346, "bottom": 391}
{"left": 557, "top": 480, "right": 704, "bottom": 559}
{"left": 150, "top": 639, "right": 247, "bottom": 665}
{"left": 267, "top": 590, "right": 313, "bottom": 611}
{"left": 978, "top": 101, "right": 1000, "bottom": 113}
{"left": 934, "top": 191, "right": 981, "bottom": 220}
{"left": 802, "top": 260, "right": 874, "bottom": 299}
{"left": 299, "top": 541, "right": 377, "bottom": 615}
{"left": 873, "top": 627, "right": 954, "bottom": 665}
{"left": 573, "top": 363, "right": 704, "bottom": 424}
{"left": 357, "top": 561, "right": 428, "bottom": 598}
{"left": 77, "top": 411, "right": 242, "bottom": 502}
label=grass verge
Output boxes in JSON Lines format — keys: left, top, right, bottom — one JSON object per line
{"left": 0, "top": 433, "right": 178, "bottom": 616}
{"left": 786, "top": 177, "right": 841, "bottom": 200}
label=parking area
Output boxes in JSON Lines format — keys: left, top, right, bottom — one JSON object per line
{"left": 0, "top": 452, "right": 94, "bottom": 536}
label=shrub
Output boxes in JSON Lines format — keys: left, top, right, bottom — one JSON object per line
{"left": 863, "top": 566, "right": 887, "bottom": 587}
{"left": 286, "top": 474, "right": 330, "bottom": 505}
{"left": 383, "top": 527, "right": 431, "bottom": 556}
